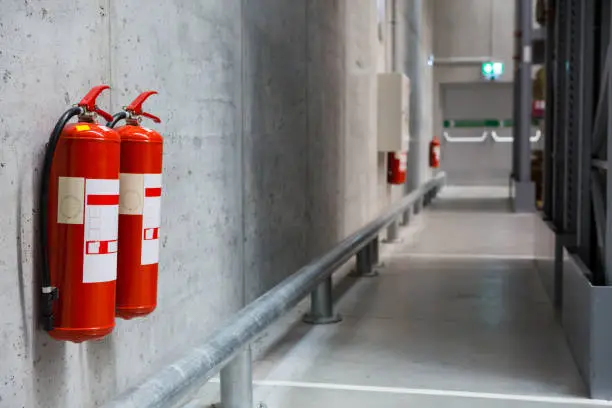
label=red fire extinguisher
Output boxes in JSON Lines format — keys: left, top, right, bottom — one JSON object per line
{"left": 107, "top": 91, "right": 163, "bottom": 319}
{"left": 40, "top": 85, "right": 120, "bottom": 342}
{"left": 430, "top": 136, "right": 441, "bottom": 168}
{"left": 387, "top": 152, "right": 407, "bottom": 184}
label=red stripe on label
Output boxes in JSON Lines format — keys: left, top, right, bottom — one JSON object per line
{"left": 144, "top": 227, "right": 160, "bottom": 240}
{"left": 145, "top": 187, "right": 162, "bottom": 197}
{"left": 87, "top": 194, "right": 119, "bottom": 205}
{"left": 86, "top": 240, "right": 118, "bottom": 255}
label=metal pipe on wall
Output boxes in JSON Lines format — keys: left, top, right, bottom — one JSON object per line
{"left": 390, "top": 0, "right": 399, "bottom": 72}
{"left": 542, "top": 0, "right": 555, "bottom": 218}
{"left": 405, "top": 0, "right": 423, "bottom": 195}
{"left": 517, "top": 0, "right": 533, "bottom": 182}
{"left": 512, "top": 0, "right": 520, "bottom": 180}
{"left": 514, "top": 0, "right": 533, "bottom": 183}
{"left": 511, "top": 0, "right": 535, "bottom": 212}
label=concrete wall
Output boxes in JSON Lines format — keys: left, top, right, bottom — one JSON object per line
{"left": 0, "top": 1, "right": 433, "bottom": 406}
{"left": 242, "top": 0, "right": 309, "bottom": 301}
{"left": 433, "top": 0, "right": 515, "bottom": 85}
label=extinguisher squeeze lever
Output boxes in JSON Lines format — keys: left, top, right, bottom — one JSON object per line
{"left": 106, "top": 91, "right": 161, "bottom": 128}
{"left": 78, "top": 84, "right": 114, "bottom": 123}
{"left": 126, "top": 91, "right": 161, "bottom": 123}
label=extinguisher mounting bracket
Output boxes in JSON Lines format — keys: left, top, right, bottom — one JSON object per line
{"left": 41, "top": 286, "right": 59, "bottom": 331}
{"left": 125, "top": 91, "right": 161, "bottom": 123}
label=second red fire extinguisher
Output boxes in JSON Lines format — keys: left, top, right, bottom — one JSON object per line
{"left": 108, "top": 91, "right": 163, "bottom": 319}
{"left": 387, "top": 152, "right": 407, "bottom": 185}
{"left": 430, "top": 136, "right": 441, "bottom": 168}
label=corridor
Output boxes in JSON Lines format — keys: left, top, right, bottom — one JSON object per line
{"left": 182, "top": 187, "right": 595, "bottom": 408}
{"left": 5, "top": 1, "right": 611, "bottom": 406}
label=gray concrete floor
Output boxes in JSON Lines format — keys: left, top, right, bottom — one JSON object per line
{"left": 184, "top": 187, "right": 608, "bottom": 408}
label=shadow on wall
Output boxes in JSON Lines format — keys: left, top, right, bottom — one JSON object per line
{"left": 243, "top": 0, "right": 380, "bottom": 303}
{"left": 305, "top": 0, "right": 347, "bottom": 259}
{"left": 241, "top": 0, "right": 310, "bottom": 303}
{"left": 243, "top": 0, "right": 350, "bottom": 302}
{"left": 32, "top": 334, "right": 119, "bottom": 408}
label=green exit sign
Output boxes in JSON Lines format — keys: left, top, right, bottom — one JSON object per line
{"left": 481, "top": 61, "right": 504, "bottom": 80}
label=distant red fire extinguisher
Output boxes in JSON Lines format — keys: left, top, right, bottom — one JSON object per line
{"left": 40, "top": 85, "right": 120, "bottom": 342}
{"left": 430, "top": 136, "right": 441, "bottom": 168}
{"left": 387, "top": 152, "right": 407, "bottom": 184}
{"left": 107, "top": 91, "right": 163, "bottom": 319}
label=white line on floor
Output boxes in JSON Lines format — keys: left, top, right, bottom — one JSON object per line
{"left": 209, "top": 378, "right": 612, "bottom": 405}
{"left": 391, "top": 252, "right": 535, "bottom": 261}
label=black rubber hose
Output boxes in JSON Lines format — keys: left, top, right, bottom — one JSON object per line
{"left": 39, "top": 106, "right": 83, "bottom": 331}
{"left": 107, "top": 111, "right": 128, "bottom": 128}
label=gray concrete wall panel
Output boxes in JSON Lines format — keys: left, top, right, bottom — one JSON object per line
{"left": 241, "top": 0, "right": 309, "bottom": 302}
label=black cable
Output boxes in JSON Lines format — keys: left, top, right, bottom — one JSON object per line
{"left": 107, "top": 111, "right": 128, "bottom": 128}
{"left": 39, "top": 106, "right": 83, "bottom": 331}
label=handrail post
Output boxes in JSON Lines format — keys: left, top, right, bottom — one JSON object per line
{"left": 350, "top": 240, "right": 379, "bottom": 277}
{"left": 303, "top": 277, "right": 342, "bottom": 324}
{"left": 384, "top": 218, "right": 402, "bottom": 243}
{"left": 424, "top": 190, "right": 431, "bottom": 207}
{"left": 219, "top": 347, "right": 253, "bottom": 408}
{"left": 370, "top": 236, "right": 384, "bottom": 268}
{"left": 414, "top": 197, "right": 423, "bottom": 214}
{"left": 401, "top": 208, "right": 411, "bottom": 226}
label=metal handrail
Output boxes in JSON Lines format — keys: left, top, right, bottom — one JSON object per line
{"left": 103, "top": 172, "right": 446, "bottom": 408}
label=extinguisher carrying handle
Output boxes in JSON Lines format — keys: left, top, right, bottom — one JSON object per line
{"left": 78, "top": 85, "right": 114, "bottom": 122}
{"left": 126, "top": 91, "right": 162, "bottom": 123}
{"left": 40, "top": 106, "right": 84, "bottom": 331}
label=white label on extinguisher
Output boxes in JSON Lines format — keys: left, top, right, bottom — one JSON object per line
{"left": 83, "top": 179, "right": 119, "bottom": 283}
{"left": 141, "top": 174, "right": 162, "bottom": 265}
{"left": 119, "top": 173, "right": 144, "bottom": 215}
{"left": 397, "top": 152, "right": 407, "bottom": 172}
{"left": 434, "top": 146, "right": 441, "bottom": 161}
{"left": 57, "top": 177, "right": 85, "bottom": 224}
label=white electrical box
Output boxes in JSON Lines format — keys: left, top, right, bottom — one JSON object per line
{"left": 377, "top": 73, "right": 410, "bottom": 152}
